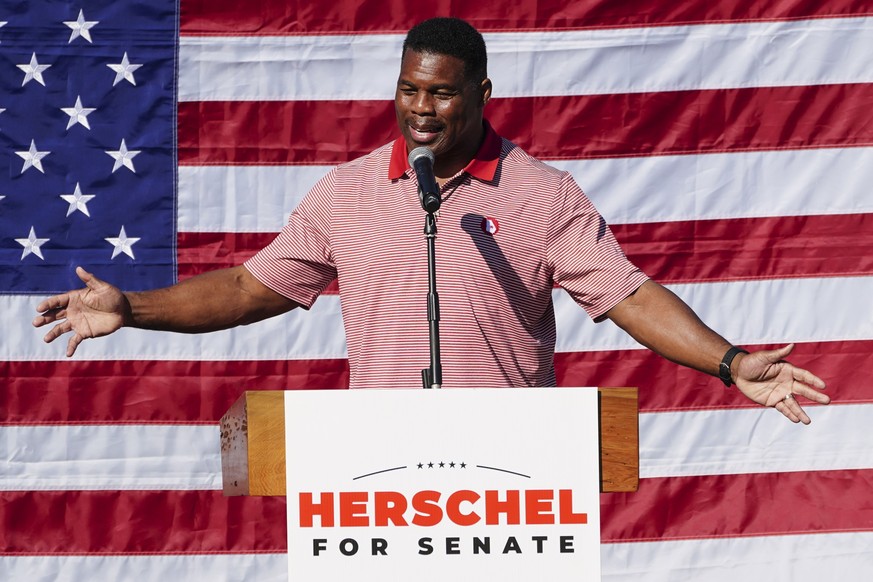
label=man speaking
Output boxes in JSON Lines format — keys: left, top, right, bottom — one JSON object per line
{"left": 33, "top": 17, "right": 828, "bottom": 423}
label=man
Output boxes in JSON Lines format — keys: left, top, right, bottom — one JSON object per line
{"left": 33, "top": 18, "right": 828, "bottom": 423}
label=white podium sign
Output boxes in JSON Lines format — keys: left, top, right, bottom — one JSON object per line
{"left": 285, "top": 388, "right": 601, "bottom": 581}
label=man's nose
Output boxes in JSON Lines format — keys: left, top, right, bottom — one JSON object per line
{"left": 411, "top": 91, "right": 435, "bottom": 115}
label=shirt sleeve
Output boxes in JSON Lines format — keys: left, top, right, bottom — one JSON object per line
{"left": 244, "top": 171, "right": 338, "bottom": 309}
{"left": 547, "top": 172, "right": 649, "bottom": 321}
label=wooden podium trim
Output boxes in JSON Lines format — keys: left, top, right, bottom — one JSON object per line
{"left": 220, "top": 387, "right": 639, "bottom": 495}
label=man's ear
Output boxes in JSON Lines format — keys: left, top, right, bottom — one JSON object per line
{"left": 480, "top": 78, "right": 493, "bottom": 106}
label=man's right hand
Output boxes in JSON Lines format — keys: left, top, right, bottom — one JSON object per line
{"left": 33, "top": 266, "right": 129, "bottom": 357}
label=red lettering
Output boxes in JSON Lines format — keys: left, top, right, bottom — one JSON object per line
{"left": 446, "top": 490, "right": 481, "bottom": 526}
{"left": 374, "top": 491, "right": 409, "bottom": 526}
{"left": 525, "top": 489, "right": 555, "bottom": 525}
{"left": 558, "top": 489, "right": 587, "bottom": 524}
{"left": 299, "top": 492, "right": 334, "bottom": 527}
{"left": 339, "top": 491, "right": 369, "bottom": 527}
{"left": 485, "top": 490, "right": 520, "bottom": 525}
{"left": 411, "top": 490, "right": 442, "bottom": 526}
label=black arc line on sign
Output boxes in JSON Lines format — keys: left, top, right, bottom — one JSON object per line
{"left": 352, "top": 466, "right": 407, "bottom": 480}
{"left": 476, "top": 465, "right": 531, "bottom": 479}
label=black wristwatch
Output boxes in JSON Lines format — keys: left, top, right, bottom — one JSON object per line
{"left": 719, "top": 346, "right": 749, "bottom": 387}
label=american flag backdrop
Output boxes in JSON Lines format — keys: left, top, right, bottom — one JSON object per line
{"left": 2, "top": 0, "right": 873, "bottom": 580}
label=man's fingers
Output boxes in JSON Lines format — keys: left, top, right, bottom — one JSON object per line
{"left": 43, "top": 321, "right": 72, "bottom": 344}
{"left": 76, "top": 266, "right": 101, "bottom": 291}
{"left": 793, "top": 382, "right": 831, "bottom": 404}
{"left": 775, "top": 398, "right": 811, "bottom": 425}
{"left": 66, "top": 333, "right": 84, "bottom": 358}
{"left": 35, "top": 295, "right": 69, "bottom": 317}
{"left": 793, "top": 366, "right": 827, "bottom": 390}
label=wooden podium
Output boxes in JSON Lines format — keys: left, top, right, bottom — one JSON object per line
{"left": 220, "top": 387, "right": 639, "bottom": 495}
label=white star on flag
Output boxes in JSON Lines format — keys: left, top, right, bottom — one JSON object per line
{"left": 61, "top": 96, "right": 96, "bottom": 130}
{"left": 15, "top": 227, "right": 50, "bottom": 260}
{"left": 17, "top": 53, "right": 51, "bottom": 87}
{"left": 105, "top": 226, "right": 140, "bottom": 259}
{"left": 107, "top": 52, "right": 142, "bottom": 86}
{"left": 16, "top": 140, "right": 51, "bottom": 174}
{"left": 105, "top": 139, "right": 140, "bottom": 173}
{"left": 60, "top": 183, "right": 96, "bottom": 217}
{"left": 64, "top": 9, "right": 99, "bottom": 43}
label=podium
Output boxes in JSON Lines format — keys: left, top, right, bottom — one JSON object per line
{"left": 220, "top": 387, "right": 637, "bottom": 581}
{"left": 220, "top": 387, "right": 639, "bottom": 496}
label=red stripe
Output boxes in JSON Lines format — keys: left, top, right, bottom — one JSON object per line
{"left": 0, "top": 359, "right": 348, "bottom": 426}
{"left": 4, "top": 469, "right": 872, "bottom": 554}
{"left": 178, "top": 84, "right": 873, "bottom": 165}
{"left": 175, "top": 232, "right": 341, "bottom": 292}
{"left": 557, "top": 340, "right": 869, "bottom": 413}
{"left": 601, "top": 469, "right": 873, "bottom": 542}
{"left": 2, "top": 340, "right": 865, "bottom": 425}
{"left": 179, "top": 0, "right": 867, "bottom": 35}
{"left": 613, "top": 213, "right": 873, "bottom": 284}
{"left": 177, "top": 213, "right": 873, "bottom": 284}
{"left": 0, "top": 490, "right": 286, "bottom": 555}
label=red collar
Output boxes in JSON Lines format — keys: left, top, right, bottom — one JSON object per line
{"left": 388, "top": 121, "right": 501, "bottom": 182}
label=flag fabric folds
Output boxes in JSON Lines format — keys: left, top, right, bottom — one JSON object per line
{"left": 3, "top": 1, "right": 873, "bottom": 580}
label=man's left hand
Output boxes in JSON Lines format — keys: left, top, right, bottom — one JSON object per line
{"left": 733, "top": 344, "right": 829, "bottom": 424}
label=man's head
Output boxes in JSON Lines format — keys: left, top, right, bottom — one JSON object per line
{"left": 402, "top": 17, "right": 488, "bottom": 85}
{"left": 395, "top": 18, "right": 492, "bottom": 178}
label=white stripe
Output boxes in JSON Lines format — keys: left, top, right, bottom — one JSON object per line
{"left": 555, "top": 276, "right": 873, "bottom": 353}
{"left": 178, "top": 17, "right": 873, "bottom": 101}
{"left": 639, "top": 404, "right": 873, "bottom": 479}
{"left": 0, "top": 554, "right": 287, "bottom": 582}
{"left": 3, "top": 404, "right": 870, "bottom": 491}
{"left": 178, "top": 165, "right": 330, "bottom": 232}
{"left": 553, "top": 146, "right": 873, "bottom": 225}
{"left": 7, "top": 276, "right": 873, "bottom": 360}
{"left": 603, "top": 532, "right": 873, "bottom": 582}
{"left": 0, "top": 425, "right": 221, "bottom": 491}
{"left": 2, "top": 532, "right": 870, "bottom": 581}
{"left": 179, "top": 148, "right": 873, "bottom": 233}
{"left": 9, "top": 293, "right": 346, "bottom": 361}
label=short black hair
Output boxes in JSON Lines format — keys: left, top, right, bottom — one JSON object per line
{"left": 402, "top": 18, "right": 488, "bottom": 84}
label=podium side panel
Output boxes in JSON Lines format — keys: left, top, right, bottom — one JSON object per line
{"left": 247, "top": 391, "right": 286, "bottom": 496}
{"left": 599, "top": 387, "right": 639, "bottom": 492}
{"left": 220, "top": 391, "right": 251, "bottom": 495}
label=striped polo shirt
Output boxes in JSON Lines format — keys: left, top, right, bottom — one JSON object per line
{"left": 245, "top": 123, "right": 648, "bottom": 389}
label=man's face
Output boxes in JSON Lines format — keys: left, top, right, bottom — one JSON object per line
{"left": 395, "top": 50, "right": 491, "bottom": 176}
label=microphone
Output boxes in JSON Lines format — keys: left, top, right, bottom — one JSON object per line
{"left": 408, "top": 147, "right": 441, "bottom": 214}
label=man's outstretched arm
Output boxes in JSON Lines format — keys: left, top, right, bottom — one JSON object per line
{"left": 33, "top": 265, "right": 299, "bottom": 357}
{"left": 605, "top": 280, "right": 829, "bottom": 424}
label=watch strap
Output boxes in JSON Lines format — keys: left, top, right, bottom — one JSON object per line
{"left": 719, "top": 346, "right": 749, "bottom": 387}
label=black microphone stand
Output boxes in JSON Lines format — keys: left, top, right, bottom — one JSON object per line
{"left": 421, "top": 198, "right": 443, "bottom": 390}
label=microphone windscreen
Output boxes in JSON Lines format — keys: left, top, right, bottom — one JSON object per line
{"left": 408, "top": 146, "right": 435, "bottom": 168}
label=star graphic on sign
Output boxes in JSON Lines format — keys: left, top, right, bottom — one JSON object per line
{"left": 16, "top": 140, "right": 51, "bottom": 174}
{"left": 64, "top": 9, "right": 99, "bottom": 43}
{"left": 17, "top": 53, "right": 51, "bottom": 87}
{"left": 16, "top": 227, "right": 50, "bottom": 260}
{"left": 105, "top": 139, "right": 140, "bottom": 173}
{"left": 61, "top": 96, "right": 96, "bottom": 130}
{"left": 107, "top": 52, "right": 142, "bottom": 86}
{"left": 105, "top": 226, "right": 140, "bottom": 259}
{"left": 60, "top": 183, "right": 96, "bottom": 217}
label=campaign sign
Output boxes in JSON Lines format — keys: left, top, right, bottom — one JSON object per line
{"left": 285, "top": 388, "right": 601, "bottom": 581}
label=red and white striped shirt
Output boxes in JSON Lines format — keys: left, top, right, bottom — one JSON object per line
{"left": 245, "top": 123, "right": 648, "bottom": 388}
